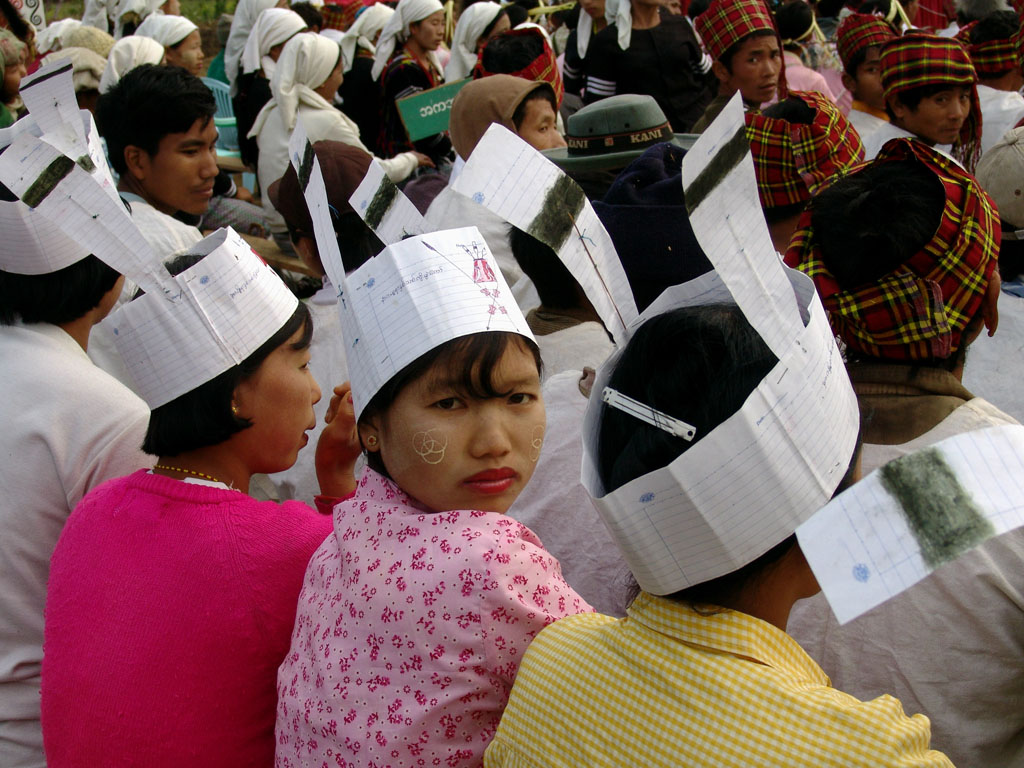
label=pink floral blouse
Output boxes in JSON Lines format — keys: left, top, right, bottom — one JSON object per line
{"left": 275, "top": 468, "right": 593, "bottom": 768}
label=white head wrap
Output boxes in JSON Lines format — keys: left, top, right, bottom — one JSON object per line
{"left": 340, "top": 3, "right": 394, "bottom": 72}
{"left": 99, "top": 35, "right": 165, "bottom": 92}
{"left": 35, "top": 18, "right": 82, "bottom": 55}
{"left": 370, "top": 0, "right": 444, "bottom": 81}
{"left": 603, "top": 0, "right": 632, "bottom": 51}
{"left": 444, "top": 1, "right": 502, "bottom": 82}
{"left": 225, "top": 0, "right": 279, "bottom": 90}
{"left": 134, "top": 13, "right": 198, "bottom": 46}
{"left": 113, "top": 0, "right": 165, "bottom": 38}
{"left": 240, "top": 7, "right": 306, "bottom": 81}
{"left": 268, "top": 32, "right": 341, "bottom": 131}
{"left": 42, "top": 47, "right": 108, "bottom": 92}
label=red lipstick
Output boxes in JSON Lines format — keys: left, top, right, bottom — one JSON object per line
{"left": 463, "top": 467, "right": 517, "bottom": 494}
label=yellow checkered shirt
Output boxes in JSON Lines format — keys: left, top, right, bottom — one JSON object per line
{"left": 485, "top": 593, "right": 954, "bottom": 767}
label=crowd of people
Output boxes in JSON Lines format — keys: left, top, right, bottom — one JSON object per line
{"left": 2, "top": 0, "right": 1024, "bottom": 764}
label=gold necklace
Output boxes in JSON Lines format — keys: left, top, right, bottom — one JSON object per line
{"left": 153, "top": 464, "right": 225, "bottom": 485}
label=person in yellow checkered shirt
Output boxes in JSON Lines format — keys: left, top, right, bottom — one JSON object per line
{"left": 484, "top": 303, "right": 954, "bottom": 768}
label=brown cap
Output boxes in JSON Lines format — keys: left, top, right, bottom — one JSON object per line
{"left": 449, "top": 74, "right": 553, "bottom": 160}
{"left": 268, "top": 140, "right": 374, "bottom": 236}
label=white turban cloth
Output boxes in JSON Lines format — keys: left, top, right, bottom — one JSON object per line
{"left": 113, "top": 0, "right": 165, "bottom": 38}
{"left": 99, "top": 34, "right": 165, "bottom": 92}
{"left": 35, "top": 18, "right": 82, "bottom": 55}
{"left": 42, "top": 47, "right": 107, "bottom": 92}
{"left": 603, "top": 0, "right": 633, "bottom": 51}
{"left": 340, "top": 3, "right": 394, "bottom": 72}
{"left": 268, "top": 32, "right": 341, "bottom": 130}
{"left": 370, "top": 0, "right": 444, "bottom": 81}
{"left": 240, "top": 7, "right": 307, "bottom": 82}
{"left": 134, "top": 13, "right": 198, "bottom": 46}
{"left": 225, "top": 0, "right": 279, "bottom": 91}
{"left": 444, "top": 1, "right": 502, "bottom": 82}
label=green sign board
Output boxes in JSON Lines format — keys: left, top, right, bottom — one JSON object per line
{"left": 396, "top": 78, "right": 471, "bottom": 142}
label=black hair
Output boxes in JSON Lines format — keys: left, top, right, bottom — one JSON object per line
{"left": 688, "top": 0, "right": 711, "bottom": 20}
{"left": 505, "top": 5, "right": 529, "bottom": 27}
{"left": 359, "top": 332, "right": 542, "bottom": 477}
{"left": 508, "top": 225, "right": 582, "bottom": 308}
{"left": 720, "top": 28, "right": 776, "bottom": 71}
{"left": 858, "top": 0, "right": 899, "bottom": 29}
{"left": 816, "top": 0, "right": 846, "bottom": 17}
{"left": 970, "top": 10, "right": 1022, "bottom": 78}
{"left": 884, "top": 81, "right": 968, "bottom": 121}
{"left": 808, "top": 158, "right": 944, "bottom": 289}
{"left": 287, "top": 212, "right": 385, "bottom": 273}
{"left": 144, "top": 300, "right": 312, "bottom": 456}
{"left": 599, "top": 304, "right": 861, "bottom": 610}
{"left": 775, "top": 1, "right": 814, "bottom": 47}
{"left": 0, "top": 256, "right": 120, "bottom": 326}
{"left": 0, "top": 0, "right": 30, "bottom": 43}
{"left": 291, "top": 2, "right": 324, "bottom": 30}
{"left": 96, "top": 64, "right": 217, "bottom": 176}
{"left": 511, "top": 85, "right": 558, "bottom": 130}
{"left": 843, "top": 43, "right": 875, "bottom": 78}
{"left": 480, "top": 27, "right": 545, "bottom": 73}
{"left": 999, "top": 223, "right": 1024, "bottom": 280}
{"left": 480, "top": 7, "right": 509, "bottom": 39}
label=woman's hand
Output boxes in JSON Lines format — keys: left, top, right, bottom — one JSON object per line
{"left": 414, "top": 152, "right": 435, "bottom": 168}
{"left": 315, "top": 382, "right": 361, "bottom": 498}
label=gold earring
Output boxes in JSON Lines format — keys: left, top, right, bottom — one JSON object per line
{"left": 365, "top": 435, "right": 378, "bottom": 448}
{"left": 231, "top": 403, "right": 239, "bottom": 416}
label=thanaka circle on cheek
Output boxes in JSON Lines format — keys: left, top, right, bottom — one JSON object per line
{"left": 530, "top": 424, "right": 544, "bottom": 462}
{"left": 413, "top": 429, "right": 448, "bottom": 465}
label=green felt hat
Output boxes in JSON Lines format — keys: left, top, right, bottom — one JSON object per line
{"left": 543, "top": 94, "right": 697, "bottom": 172}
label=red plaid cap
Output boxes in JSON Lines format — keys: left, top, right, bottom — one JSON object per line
{"left": 472, "top": 27, "right": 564, "bottom": 107}
{"left": 696, "top": 0, "right": 775, "bottom": 60}
{"left": 962, "top": 19, "right": 1024, "bottom": 78}
{"left": 785, "top": 138, "right": 998, "bottom": 361}
{"left": 880, "top": 33, "right": 982, "bottom": 170}
{"left": 836, "top": 13, "right": 895, "bottom": 71}
{"left": 745, "top": 90, "right": 864, "bottom": 209}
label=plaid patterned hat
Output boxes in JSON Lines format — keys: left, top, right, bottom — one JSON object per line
{"left": 696, "top": 0, "right": 787, "bottom": 96}
{"left": 961, "top": 20, "right": 1023, "bottom": 78}
{"left": 473, "top": 27, "right": 564, "bottom": 107}
{"left": 785, "top": 138, "right": 998, "bottom": 361}
{"left": 745, "top": 90, "right": 864, "bottom": 210}
{"left": 880, "top": 32, "right": 982, "bottom": 171}
{"left": 836, "top": 13, "right": 895, "bottom": 72}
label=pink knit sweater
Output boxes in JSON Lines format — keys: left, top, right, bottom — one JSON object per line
{"left": 41, "top": 469, "right": 334, "bottom": 767}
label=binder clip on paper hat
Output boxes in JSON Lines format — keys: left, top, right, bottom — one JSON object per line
{"left": 580, "top": 93, "right": 861, "bottom": 594}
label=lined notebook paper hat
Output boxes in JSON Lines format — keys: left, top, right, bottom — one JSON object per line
{"left": 104, "top": 227, "right": 299, "bottom": 408}
{"left": 336, "top": 226, "right": 534, "bottom": 420}
{"left": 579, "top": 94, "right": 859, "bottom": 595}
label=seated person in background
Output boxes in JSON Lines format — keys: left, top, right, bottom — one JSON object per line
{"left": 745, "top": 90, "right": 864, "bottom": 252}
{"left": 584, "top": 0, "right": 713, "bottom": 132}
{"left": 445, "top": 1, "right": 508, "bottom": 81}
{"left": 563, "top": 0, "right": 606, "bottom": 97}
{"left": 0, "top": 172, "right": 151, "bottom": 768}
{"left": 250, "top": 33, "right": 428, "bottom": 249}
{"left": 423, "top": 76, "right": 565, "bottom": 284}
{"left": 134, "top": 13, "right": 204, "bottom": 76}
{"left": 871, "top": 32, "right": 981, "bottom": 168}
{"left": 786, "top": 139, "right": 1020, "bottom": 768}
{"left": 96, "top": 63, "right": 210, "bottom": 256}
{"left": 836, "top": 13, "right": 895, "bottom": 143}
{"left": 774, "top": 0, "right": 837, "bottom": 102}
{"left": 965, "top": 10, "right": 1024, "bottom": 155}
{"left": 372, "top": 0, "right": 454, "bottom": 167}
{"left": 473, "top": 26, "right": 566, "bottom": 128}
{"left": 0, "top": 30, "right": 27, "bottom": 126}
{"left": 40, "top": 46, "right": 107, "bottom": 112}
{"left": 98, "top": 34, "right": 165, "bottom": 93}
{"left": 337, "top": 3, "right": 394, "bottom": 153}
{"left": 692, "top": 0, "right": 783, "bottom": 132}
{"left": 233, "top": 7, "right": 306, "bottom": 169}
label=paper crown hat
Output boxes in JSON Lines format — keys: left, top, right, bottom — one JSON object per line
{"left": 104, "top": 227, "right": 299, "bottom": 408}
{"left": 0, "top": 61, "right": 120, "bottom": 275}
{"left": 579, "top": 94, "right": 860, "bottom": 594}
{"left": 336, "top": 226, "right": 535, "bottom": 420}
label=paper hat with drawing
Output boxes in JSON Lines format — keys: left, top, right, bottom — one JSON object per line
{"left": 0, "top": 66, "right": 299, "bottom": 409}
{"left": 450, "top": 123, "right": 639, "bottom": 346}
{"left": 103, "top": 227, "right": 298, "bottom": 408}
{"left": 579, "top": 93, "right": 861, "bottom": 595}
{"left": 334, "top": 226, "right": 534, "bottom": 420}
{"left": 0, "top": 61, "right": 120, "bottom": 275}
{"left": 348, "top": 155, "right": 425, "bottom": 246}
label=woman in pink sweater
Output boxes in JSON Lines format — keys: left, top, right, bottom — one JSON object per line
{"left": 41, "top": 238, "right": 361, "bottom": 767}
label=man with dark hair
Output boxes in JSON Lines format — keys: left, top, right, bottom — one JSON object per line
{"left": 745, "top": 90, "right": 864, "bottom": 252}
{"left": 966, "top": 10, "right": 1024, "bottom": 154}
{"left": 0, "top": 177, "right": 151, "bottom": 767}
{"left": 474, "top": 26, "right": 567, "bottom": 128}
{"left": 786, "top": 138, "right": 1023, "bottom": 768}
{"left": 836, "top": 12, "right": 895, "bottom": 143}
{"left": 692, "top": 0, "right": 784, "bottom": 132}
{"left": 96, "top": 63, "right": 215, "bottom": 257}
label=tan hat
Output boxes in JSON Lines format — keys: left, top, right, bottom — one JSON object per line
{"left": 976, "top": 126, "right": 1024, "bottom": 230}
{"left": 449, "top": 75, "right": 553, "bottom": 160}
